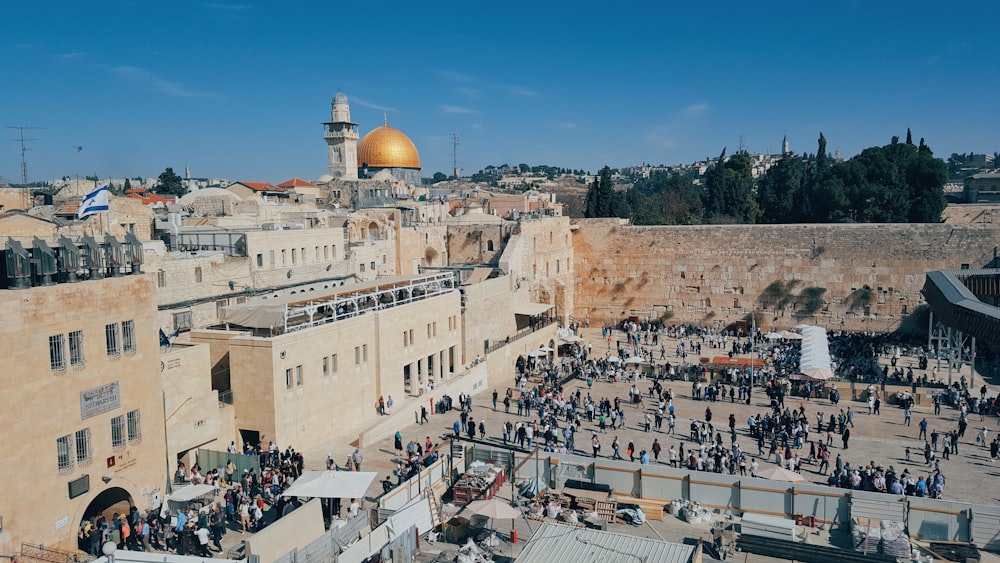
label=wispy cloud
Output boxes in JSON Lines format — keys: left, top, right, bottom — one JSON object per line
{"left": 682, "top": 103, "right": 710, "bottom": 117}
{"left": 111, "top": 65, "right": 221, "bottom": 98}
{"left": 57, "top": 52, "right": 85, "bottom": 61}
{"left": 501, "top": 84, "right": 538, "bottom": 97}
{"left": 456, "top": 87, "right": 480, "bottom": 99}
{"left": 440, "top": 105, "right": 478, "bottom": 115}
{"left": 437, "top": 70, "right": 476, "bottom": 82}
{"left": 351, "top": 96, "right": 398, "bottom": 113}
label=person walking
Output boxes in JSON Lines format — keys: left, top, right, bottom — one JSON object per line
{"left": 841, "top": 427, "right": 850, "bottom": 450}
{"left": 652, "top": 439, "right": 662, "bottom": 462}
{"left": 904, "top": 406, "right": 912, "bottom": 426}
{"left": 592, "top": 434, "right": 601, "bottom": 458}
{"left": 919, "top": 418, "right": 928, "bottom": 440}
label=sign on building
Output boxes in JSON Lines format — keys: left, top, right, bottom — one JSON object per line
{"left": 80, "top": 381, "right": 121, "bottom": 419}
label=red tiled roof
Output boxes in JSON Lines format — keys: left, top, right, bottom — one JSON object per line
{"left": 56, "top": 201, "right": 80, "bottom": 216}
{"left": 125, "top": 193, "right": 173, "bottom": 205}
{"left": 277, "top": 178, "right": 316, "bottom": 188}
{"left": 234, "top": 181, "right": 282, "bottom": 192}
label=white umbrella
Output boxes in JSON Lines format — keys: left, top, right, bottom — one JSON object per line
{"left": 538, "top": 346, "right": 554, "bottom": 352}
{"left": 465, "top": 498, "right": 522, "bottom": 520}
{"left": 779, "top": 330, "right": 803, "bottom": 340}
{"left": 623, "top": 357, "right": 648, "bottom": 365}
{"left": 606, "top": 356, "right": 621, "bottom": 363}
{"left": 764, "top": 332, "right": 782, "bottom": 340}
{"left": 527, "top": 349, "right": 547, "bottom": 357}
{"left": 755, "top": 466, "right": 804, "bottom": 483}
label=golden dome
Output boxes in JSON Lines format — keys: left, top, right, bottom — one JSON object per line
{"left": 357, "top": 124, "right": 421, "bottom": 169}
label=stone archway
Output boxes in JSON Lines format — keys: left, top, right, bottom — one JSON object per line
{"left": 82, "top": 486, "right": 134, "bottom": 523}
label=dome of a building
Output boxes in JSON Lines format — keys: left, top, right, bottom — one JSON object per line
{"left": 357, "top": 125, "right": 421, "bottom": 169}
{"left": 334, "top": 92, "right": 348, "bottom": 104}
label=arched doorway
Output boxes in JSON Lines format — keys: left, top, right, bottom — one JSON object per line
{"left": 515, "top": 355, "right": 526, "bottom": 375}
{"left": 82, "top": 486, "right": 134, "bottom": 522}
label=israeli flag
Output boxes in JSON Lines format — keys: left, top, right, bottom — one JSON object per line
{"left": 77, "top": 184, "right": 110, "bottom": 219}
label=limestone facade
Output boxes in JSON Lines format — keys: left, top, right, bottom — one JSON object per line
{"left": 192, "top": 289, "right": 462, "bottom": 451}
{"left": 572, "top": 220, "right": 1000, "bottom": 331}
{"left": 497, "top": 216, "right": 575, "bottom": 324}
{"left": 0, "top": 275, "right": 167, "bottom": 553}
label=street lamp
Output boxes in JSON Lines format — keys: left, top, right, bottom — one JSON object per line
{"left": 102, "top": 541, "right": 117, "bottom": 562}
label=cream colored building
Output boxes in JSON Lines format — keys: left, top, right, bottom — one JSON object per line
{"left": 190, "top": 272, "right": 462, "bottom": 451}
{"left": 0, "top": 273, "right": 167, "bottom": 555}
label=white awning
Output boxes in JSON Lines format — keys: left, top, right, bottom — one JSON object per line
{"left": 168, "top": 484, "right": 216, "bottom": 503}
{"left": 515, "top": 302, "right": 553, "bottom": 316}
{"left": 281, "top": 470, "right": 377, "bottom": 499}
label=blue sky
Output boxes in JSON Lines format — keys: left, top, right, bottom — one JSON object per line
{"left": 2, "top": 1, "right": 998, "bottom": 184}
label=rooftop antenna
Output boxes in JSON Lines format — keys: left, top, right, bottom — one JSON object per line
{"left": 74, "top": 146, "right": 83, "bottom": 190}
{"left": 7, "top": 125, "right": 45, "bottom": 209}
{"left": 452, "top": 129, "right": 461, "bottom": 179}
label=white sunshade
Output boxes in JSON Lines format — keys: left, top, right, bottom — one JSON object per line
{"left": 798, "top": 325, "right": 833, "bottom": 380}
{"left": 606, "top": 356, "right": 621, "bottom": 363}
{"left": 624, "top": 357, "right": 648, "bottom": 365}
{"left": 281, "top": 470, "right": 377, "bottom": 499}
{"left": 169, "top": 484, "right": 217, "bottom": 503}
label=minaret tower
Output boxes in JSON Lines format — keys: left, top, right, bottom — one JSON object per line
{"left": 323, "top": 92, "right": 359, "bottom": 179}
{"left": 782, "top": 134, "right": 790, "bottom": 155}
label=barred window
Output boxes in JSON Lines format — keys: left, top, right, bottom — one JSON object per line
{"left": 111, "top": 415, "right": 126, "bottom": 449}
{"left": 122, "top": 320, "right": 136, "bottom": 355}
{"left": 69, "top": 330, "right": 85, "bottom": 366}
{"left": 50, "top": 334, "right": 67, "bottom": 371}
{"left": 157, "top": 270, "right": 166, "bottom": 287}
{"left": 126, "top": 410, "right": 141, "bottom": 442}
{"left": 105, "top": 323, "right": 121, "bottom": 357}
{"left": 75, "top": 428, "right": 92, "bottom": 463}
{"left": 173, "top": 311, "right": 193, "bottom": 332}
{"left": 57, "top": 435, "right": 73, "bottom": 471}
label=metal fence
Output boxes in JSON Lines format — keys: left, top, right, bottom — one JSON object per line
{"left": 501, "top": 448, "right": 978, "bottom": 542}
{"left": 271, "top": 511, "right": 370, "bottom": 563}
{"left": 485, "top": 317, "right": 557, "bottom": 354}
{"left": 196, "top": 448, "right": 261, "bottom": 480}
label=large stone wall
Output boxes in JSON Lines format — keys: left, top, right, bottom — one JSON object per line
{"left": 573, "top": 220, "right": 1000, "bottom": 332}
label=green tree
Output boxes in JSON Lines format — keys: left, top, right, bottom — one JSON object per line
{"left": 756, "top": 152, "right": 805, "bottom": 223}
{"left": 632, "top": 172, "right": 704, "bottom": 224}
{"left": 431, "top": 172, "right": 448, "bottom": 183}
{"left": 584, "top": 166, "right": 619, "bottom": 218}
{"left": 154, "top": 167, "right": 185, "bottom": 196}
{"left": 704, "top": 149, "right": 759, "bottom": 223}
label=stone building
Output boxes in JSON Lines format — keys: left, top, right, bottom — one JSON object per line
{"left": 0, "top": 267, "right": 167, "bottom": 554}
{"left": 191, "top": 272, "right": 463, "bottom": 451}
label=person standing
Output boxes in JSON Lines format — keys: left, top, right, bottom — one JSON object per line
{"left": 904, "top": 406, "right": 911, "bottom": 426}
{"left": 652, "top": 439, "right": 662, "bottom": 462}
{"left": 919, "top": 418, "right": 928, "bottom": 440}
{"left": 592, "top": 434, "right": 601, "bottom": 458}
{"left": 842, "top": 427, "right": 851, "bottom": 450}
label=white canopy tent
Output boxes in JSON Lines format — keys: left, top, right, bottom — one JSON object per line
{"left": 797, "top": 325, "right": 834, "bottom": 380}
{"left": 168, "top": 484, "right": 216, "bottom": 503}
{"left": 281, "top": 470, "right": 377, "bottom": 499}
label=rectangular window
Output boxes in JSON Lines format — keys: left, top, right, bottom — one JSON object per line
{"left": 331, "top": 354, "right": 338, "bottom": 374}
{"left": 363, "top": 344, "right": 368, "bottom": 363}
{"left": 194, "top": 266, "right": 203, "bottom": 283}
{"left": 57, "top": 435, "right": 73, "bottom": 471}
{"left": 296, "top": 365, "right": 303, "bottom": 386}
{"left": 269, "top": 249, "right": 275, "bottom": 269}
{"left": 256, "top": 253, "right": 264, "bottom": 268}
{"left": 173, "top": 311, "right": 193, "bottom": 332}
{"left": 331, "top": 245, "right": 337, "bottom": 260}
{"left": 105, "top": 323, "right": 121, "bottom": 357}
{"left": 75, "top": 428, "right": 92, "bottom": 463}
{"left": 322, "top": 356, "right": 329, "bottom": 377}
{"left": 127, "top": 409, "right": 141, "bottom": 442}
{"left": 50, "top": 334, "right": 66, "bottom": 371}
{"left": 360, "top": 263, "right": 365, "bottom": 272}
{"left": 433, "top": 322, "right": 437, "bottom": 337}
{"left": 281, "top": 249, "right": 287, "bottom": 265}
{"left": 371, "top": 261, "right": 376, "bottom": 271}
{"left": 69, "top": 330, "right": 85, "bottom": 366}
{"left": 291, "top": 248, "right": 297, "bottom": 265}
{"left": 403, "top": 331, "right": 409, "bottom": 347}
{"left": 111, "top": 415, "right": 126, "bottom": 449}
{"left": 215, "top": 299, "right": 229, "bottom": 319}
{"left": 157, "top": 270, "right": 166, "bottom": 288}
{"left": 285, "top": 368, "right": 293, "bottom": 390}
{"left": 409, "top": 329, "right": 414, "bottom": 345}
{"left": 324, "top": 246, "right": 329, "bottom": 260}
{"left": 427, "top": 323, "right": 432, "bottom": 339}
{"left": 122, "top": 320, "right": 136, "bottom": 355}
{"left": 315, "top": 246, "right": 320, "bottom": 261}
{"left": 354, "top": 346, "right": 361, "bottom": 365}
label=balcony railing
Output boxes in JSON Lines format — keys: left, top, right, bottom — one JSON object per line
{"left": 485, "top": 316, "right": 556, "bottom": 354}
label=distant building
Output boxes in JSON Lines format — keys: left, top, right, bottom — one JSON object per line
{"left": 964, "top": 172, "right": 1000, "bottom": 203}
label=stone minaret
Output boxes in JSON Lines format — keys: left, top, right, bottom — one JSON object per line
{"left": 323, "top": 92, "right": 359, "bottom": 179}
{"left": 782, "top": 134, "right": 790, "bottom": 155}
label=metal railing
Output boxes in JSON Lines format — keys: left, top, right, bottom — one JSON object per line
{"left": 485, "top": 316, "right": 557, "bottom": 354}
{"left": 217, "top": 389, "right": 234, "bottom": 406}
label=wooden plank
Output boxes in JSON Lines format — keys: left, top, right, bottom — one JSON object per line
{"left": 908, "top": 505, "right": 962, "bottom": 516}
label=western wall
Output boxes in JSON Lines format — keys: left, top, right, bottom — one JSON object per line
{"left": 572, "top": 219, "right": 1000, "bottom": 333}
